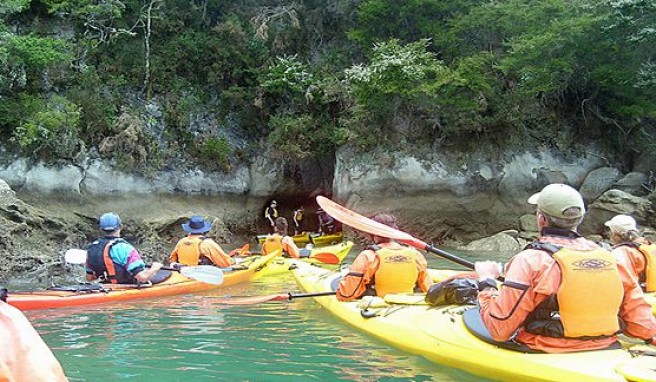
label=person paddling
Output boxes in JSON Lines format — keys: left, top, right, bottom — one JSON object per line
{"left": 169, "top": 215, "right": 234, "bottom": 268}
{"left": 85, "top": 212, "right": 163, "bottom": 284}
{"left": 606, "top": 214, "right": 656, "bottom": 292}
{"left": 261, "top": 217, "right": 301, "bottom": 258}
{"left": 474, "top": 184, "right": 656, "bottom": 353}
{"left": 0, "top": 291, "right": 68, "bottom": 381}
{"left": 336, "top": 213, "right": 432, "bottom": 301}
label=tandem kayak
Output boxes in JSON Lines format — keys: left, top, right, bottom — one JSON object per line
{"left": 291, "top": 261, "right": 656, "bottom": 382}
{"left": 251, "top": 241, "right": 354, "bottom": 279}
{"left": 256, "top": 231, "right": 344, "bottom": 247}
{"left": 8, "top": 253, "right": 278, "bottom": 311}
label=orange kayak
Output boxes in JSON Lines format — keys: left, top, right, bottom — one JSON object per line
{"left": 7, "top": 253, "right": 277, "bottom": 311}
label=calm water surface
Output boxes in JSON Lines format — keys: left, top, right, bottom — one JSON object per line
{"left": 25, "top": 250, "right": 506, "bottom": 382}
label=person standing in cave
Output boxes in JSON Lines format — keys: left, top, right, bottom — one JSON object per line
{"left": 293, "top": 206, "right": 304, "bottom": 235}
{"left": 264, "top": 200, "right": 279, "bottom": 232}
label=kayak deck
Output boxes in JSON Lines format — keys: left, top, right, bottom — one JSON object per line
{"left": 292, "top": 262, "right": 656, "bottom": 382}
{"left": 8, "top": 253, "right": 278, "bottom": 311}
{"left": 251, "top": 241, "right": 354, "bottom": 279}
{"left": 256, "top": 231, "right": 344, "bottom": 246}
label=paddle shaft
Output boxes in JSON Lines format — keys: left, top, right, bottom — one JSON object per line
{"left": 289, "top": 291, "right": 336, "bottom": 300}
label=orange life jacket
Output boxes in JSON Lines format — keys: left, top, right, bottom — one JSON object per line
{"left": 527, "top": 243, "right": 623, "bottom": 338}
{"left": 175, "top": 236, "right": 208, "bottom": 265}
{"left": 553, "top": 247, "right": 623, "bottom": 337}
{"left": 629, "top": 242, "right": 656, "bottom": 292}
{"left": 262, "top": 234, "right": 283, "bottom": 256}
{"left": 373, "top": 246, "right": 419, "bottom": 297}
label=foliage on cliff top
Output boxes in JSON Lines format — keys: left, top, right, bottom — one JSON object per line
{"left": 0, "top": 0, "right": 653, "bottom": 173}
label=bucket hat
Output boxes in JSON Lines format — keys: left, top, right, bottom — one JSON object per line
{"left": 182, "top": 215, "right": 212, "bottom": 234}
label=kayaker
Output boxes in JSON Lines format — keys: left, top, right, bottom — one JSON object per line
{"left": 606, "top": 214, "right": 656, "bottom": 292}
{"left": 474, "top": 184, "right": 656, "bottom": 353}
{"left": 336, "top": 213, "right": 432, "bottom": 301}
{"left": 0, "top": 296, "right": 68, "bottom": 381}
{"left": 317, "top": 207, "right": 341, "bottom": 234}
{"left": 261, "top": 217, "right": 301, "bottom": 258}
{"left": 264, "top": 200, "right": 279, "bottom": 232}
{"left": 293, "top": 206, "right": 304, "bottom": 235}
{"left": 86, "top": 212, "right": 163, "bottom": 284}
{"left": 169, "top": 215, "right": 234, "bottom": 267}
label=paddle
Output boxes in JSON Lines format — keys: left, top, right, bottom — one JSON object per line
{"left": 215, "top": 291, "right": 336, "bottom": 305}
{"left": 228, "top": 243, "right": 250, "bottom": 257}
{"left": 63, "top": 249, "right": 224, "bottom": 285}
{"left": 316, "top": 196, "right": 501, "bottom": 278}
{"left": 310, "top": 252, "right": 340, "bottom": 265}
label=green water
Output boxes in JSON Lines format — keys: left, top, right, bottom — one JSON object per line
{"left": 25, "top": 250, "right": 506, "bottom": 382}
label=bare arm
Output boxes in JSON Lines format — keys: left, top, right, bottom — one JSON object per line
{"left": 134, "top": 262, "right": 163, "bottom": 283}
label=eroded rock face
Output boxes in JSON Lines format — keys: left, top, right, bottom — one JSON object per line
{"left": 0, "top": 142, "right": 654, "bottom": 283}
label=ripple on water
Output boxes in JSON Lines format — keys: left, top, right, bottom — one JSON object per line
{"left": 26, "top": 276, "right": 489, "bottom": 382}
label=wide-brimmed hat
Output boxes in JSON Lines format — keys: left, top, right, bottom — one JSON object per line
{"left": 182, "top": 215, "right": 212, "bottom": 234}
{"left": 527, "top": 184, "right": 585, "bottom": 219}
{"left": 604, "top": 215, "right": 637, "bottom": 233}
{"left": 99, "top": 212, "right": 122, "bottom": 231}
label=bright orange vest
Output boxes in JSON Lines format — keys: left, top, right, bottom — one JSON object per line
{"left": 175, "top": 236, "right": 206, "bottom": 265}
{"left": 262, "top": 234, "right": 283, "bottom": 256}
{"left": 374, "top": 247, "right": 419, "bottom": 297}
{"left": 553, "top": 247, "right": 623, "bottom": 338}
{"left": 635, "top": 243, "right": 656, "bottom": 292}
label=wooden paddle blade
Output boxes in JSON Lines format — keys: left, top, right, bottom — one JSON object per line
{"left": 179, "top": 265, "right": 224, "bottom": 285}
{"left": 64, "top": 249, "right": 88, "bottom": 264}
{"left": 311, "top": 252, "right": 340, "bottom": 265}
{"left": 215, "top": 294, "right": 289, "bottom": 305}
{"left": 316, "top": 196, "right": 419, "bottom": 244}
{"left": 317, "top": 196, "right": 478, "bottom": 271}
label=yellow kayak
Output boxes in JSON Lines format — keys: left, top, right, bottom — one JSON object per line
{"left": 427, "top": 269, "right": 656, "bottom": 315}
{"left": 256, "top": 231, "right": 344, "bottom": 246}
{"left": 251, "top": 241, "right": 354, "bottom": 279}
{"left": 292, "top": 261, "right": 656, "bottom": 382}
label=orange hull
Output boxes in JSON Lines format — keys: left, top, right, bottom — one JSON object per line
{"left": 7, "top": 253, "right": 276, "bottom": 311}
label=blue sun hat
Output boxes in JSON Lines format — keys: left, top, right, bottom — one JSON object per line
{"left": 99, "top": 212, "right": 122, "bottom": 231}
{"left": 182, "top": 215, "right": 212, "bottom": 234}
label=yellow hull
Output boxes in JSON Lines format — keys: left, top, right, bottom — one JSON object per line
{"left": 292, "top": 262, "right": 656, "bottom": 382}
{"left": 251, "top": 241, "right": 353, "bottom": 279}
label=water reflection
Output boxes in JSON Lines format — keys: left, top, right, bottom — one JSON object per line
{"left": 26, "top": 273, "right": 490, "bottom": 382}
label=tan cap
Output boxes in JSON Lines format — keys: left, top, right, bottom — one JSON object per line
{"left": 527, "top": 184, "right": 585, "bottom": 218}
{"left": 604, "top": 214, "right": 637, "bottom": 232}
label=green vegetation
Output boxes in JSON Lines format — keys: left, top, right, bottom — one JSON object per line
{"left": 0, "top": 0, "right": 654, "bottom": 173}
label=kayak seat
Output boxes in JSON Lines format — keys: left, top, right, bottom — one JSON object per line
{"left": 463, "top": 308, "right": 622, "bottom": 353}
{"left": 150, "top": 269, "right": 172, "bottom": 284}
{"left": 463, "top": 308, "right": 542, "bottom": 353}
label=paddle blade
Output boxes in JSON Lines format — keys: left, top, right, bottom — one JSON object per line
{"left": 215, "top": 294, "right": 289, "bottom": 305}
{"left": 311, "top": 252, "right": 340, "bottom": 265}
{"left": 179, "top": 265, "right": 224, "bottom": 285}
{"left": 316, "top": 196, "right": 420, "bottom": 244}
{"left": 64, "top": 249, "right": 88, "bottom": 264}
{"left": 228, "top": 243, "right": 250, "bottom": 257}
